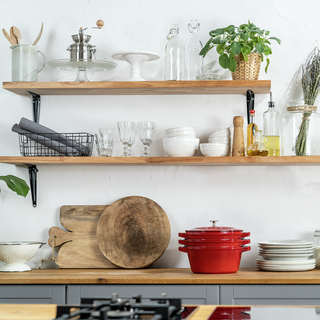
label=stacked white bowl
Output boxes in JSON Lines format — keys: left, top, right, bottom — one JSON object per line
{"left": 163, "top": 126, "right": 199, "bottom": 157}
{"left": 200, "top": 127, "right": 231, "bottom": 157}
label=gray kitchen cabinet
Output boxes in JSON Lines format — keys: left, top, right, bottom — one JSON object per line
{"left": 220, "top": 285, "right": 320, "bottom": 305}
{"left": 0, "top": 285, "right": 66, "bottom": 304}
{"left": 67, "top": 284, "right": 219, "bottom": 305}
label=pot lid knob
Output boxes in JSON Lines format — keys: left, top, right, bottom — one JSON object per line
{"left": 210, "top": 220, "right": 218, "bottom": 226}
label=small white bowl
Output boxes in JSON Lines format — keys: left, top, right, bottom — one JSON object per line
{"left": 208, "top": 137, "right": 230, "bottom": 144}
{"left": 165, "top": 126, "right": 196, "bottom": 134}
{"left": 200, "top": 143, "right": 230, "bottom": 157}
{"left": 165, "top": 130, "right": 197, "bottom": 139}
{"left": 163, "top": 144, "right": 198, "bottom": 157}
{"left": 209, "top": 128, "right": 231, "bottom": 138}
{"left": 0, "top": 241, "right": 45, "bottom": 272}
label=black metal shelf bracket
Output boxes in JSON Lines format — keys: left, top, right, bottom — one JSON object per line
{"left": 25, "top": 164, "right": 38, "bottom": 207}
{"left": 27, "top": 91, "right": 41, "bottom": 124}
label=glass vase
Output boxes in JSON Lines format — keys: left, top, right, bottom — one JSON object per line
{"left": 281, "top": 99, "right": 320, "bottom": 156}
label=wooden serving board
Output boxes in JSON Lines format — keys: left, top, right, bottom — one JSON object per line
{"left": 97, "top": 196, "right": 171, "bottom": 269}
{"left": 48, "top": 205, "right": 118, "bottom": 268}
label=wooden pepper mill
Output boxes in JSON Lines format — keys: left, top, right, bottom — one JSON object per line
{"left": 232, "top": 116, "right": 245, "bottom": 157}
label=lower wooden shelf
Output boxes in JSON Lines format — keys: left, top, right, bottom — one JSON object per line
{"left": 1, "top": 156, "right": 320, "bottom": 166}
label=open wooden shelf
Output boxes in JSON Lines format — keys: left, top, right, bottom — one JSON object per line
{"left": 1, "top": 156, "right": 320, "bottom": 166}
{"left": 3, "top": 80, "right": 271, "bottom": 96}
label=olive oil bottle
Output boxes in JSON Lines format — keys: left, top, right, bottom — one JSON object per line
{"left": 263, "top": 92, "right": 280, "bottom": 156}
{"left": 247, "top": 130, "right": 268, "bottom": 156}
{"left": 247, "top": 110, "right": 258, "bottom": 155}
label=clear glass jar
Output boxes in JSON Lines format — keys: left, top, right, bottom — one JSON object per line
{"left": 164, "top": 24, "right": 185, "bottom": 81}
{"left": 314, "top": 230, "right": 320, "bottom": 268}
{"left": 281, "top": 99, "right": 320, "bottom": 156}
{"left": 186, "top": 19, "right": 203, "bottom": 80}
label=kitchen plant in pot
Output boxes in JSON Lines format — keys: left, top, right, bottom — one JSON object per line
{"left": 199, "top": 21, "right": 281, "bottom": 80}
{"left": 0, "top": 174, "right": 29, "bottom": 197}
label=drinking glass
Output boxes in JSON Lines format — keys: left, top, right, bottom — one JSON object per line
{"left": 117, "top": 121, "right": 136, "bottom": 157}
{"left": 95, "top": 132, "right": 114, "bottom": 157}
{"left": 137, "top": 121, "right": 156, "bottom": 157}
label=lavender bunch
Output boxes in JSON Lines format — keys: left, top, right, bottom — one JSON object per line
{"left": 295, "top": 47, "right": 320, "bottom": 155}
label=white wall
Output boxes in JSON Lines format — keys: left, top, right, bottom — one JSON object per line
{"left": 1, "top": 0, "right": 320, "bottom": 270}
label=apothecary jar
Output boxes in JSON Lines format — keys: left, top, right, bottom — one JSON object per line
{"left": 282, "top": 99, "right": 320, "bottom": 156}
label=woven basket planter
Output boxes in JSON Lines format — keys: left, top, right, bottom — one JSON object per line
{"left": 231, "top": 53, "right": 261, "bottom": 80}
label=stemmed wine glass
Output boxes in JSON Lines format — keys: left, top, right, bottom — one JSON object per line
{"left": 137, "top": 121, "right": 156, "bottom": 157}
{"left": 117, "top": 121, "right": 136, "bottom": 157}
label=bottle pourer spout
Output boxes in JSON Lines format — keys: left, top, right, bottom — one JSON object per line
{"left": 268, "top": 91, "right": 275, "bottom": 108}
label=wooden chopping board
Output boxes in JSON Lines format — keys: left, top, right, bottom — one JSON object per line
{"left": 48, "top": 205, "right": 118, "bottom": 268}
{"left": 96, "top": 196, "right": 171, "bottom": 269}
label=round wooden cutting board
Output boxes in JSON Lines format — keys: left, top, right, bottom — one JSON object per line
{"left": 96, "top": 196, "right": 171, "bottom": 269}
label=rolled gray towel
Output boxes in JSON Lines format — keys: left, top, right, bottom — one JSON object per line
{"left": 12, "top": 124, "right": 81, "bottom": 156}
{"left": 19, "top": 117, "right": 90, "bottom": 156}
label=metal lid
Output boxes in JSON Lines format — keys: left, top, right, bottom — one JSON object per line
{"left": 185, "top": 220, "right": 243, "bottom": 233}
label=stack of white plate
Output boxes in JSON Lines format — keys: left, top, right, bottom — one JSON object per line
{"left": 256, "top": 240, "right": 316, "bottom": 272}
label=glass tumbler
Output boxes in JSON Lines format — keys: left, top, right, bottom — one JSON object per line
{"left": 117, "top": 121, "right": 136, "bottom": 157}
{"left": 137, "top": 121, "right": 156, "bottom": 156}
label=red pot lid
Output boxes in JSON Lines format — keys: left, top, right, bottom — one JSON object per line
{"left": 185, "top": 220, "right": 243, "bottom": 233}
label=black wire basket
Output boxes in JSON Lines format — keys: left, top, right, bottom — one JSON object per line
{"left": 18, "top": 132, "right": 94, "bottom": 157}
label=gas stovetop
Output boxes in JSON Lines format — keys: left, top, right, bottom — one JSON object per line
{"left": 54, "top": 293, "right": 184, "bottom": 320}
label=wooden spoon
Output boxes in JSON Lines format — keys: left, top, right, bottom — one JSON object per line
{"left": 32, "top": 22, "right": 43, "bottom": 46}
{"left": 11, "top": 26, "right": 21, "bottom": 44}
{"left": 2, "top": 28, "right": 14, "bottom": 45}
{"left": 9, "top": 27, "right": 17, "bottom": 44}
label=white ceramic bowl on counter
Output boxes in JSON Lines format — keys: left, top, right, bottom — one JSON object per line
{"left": 200, "top": 143, "right": 230, "bottom": 157}
{"left": 163, "top": 137, "right": 199, "bottom": 157}
{"left": 209, "top": 127, "right": 231, "bottom": 138}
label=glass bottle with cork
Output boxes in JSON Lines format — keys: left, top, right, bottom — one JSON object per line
{"left": 247, "top": 109, "right": 258, "bottom": 155}
{"left": 263, "top": 92, "right": 280, "bottom": 156}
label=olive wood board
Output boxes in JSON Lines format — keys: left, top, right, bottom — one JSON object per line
{"left": 48, "top": 205, "right": 118, "bottom": 268}
{"left": 97, "top": 196, "right": 171, "bottom": 269}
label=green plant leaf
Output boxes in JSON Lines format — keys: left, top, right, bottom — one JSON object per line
{"left": 229, "top": 56, "right": 237, "bottom": 72}
{"left": 242, "top": 52, "right": 248, "bottom": 62}
{"left": 241, "top": 32, "right": 249, "bottom": 41}
{"left": 265, "top": 31, "right": 270, "bottom": 36}
{"left": 239, "top": 23, "right": 249, "bottom": 30}
{"left": 264, "top": 45, "right": 272, "bottom": 55}
{"left": 231, "top": 41, "right": 241, "bottom": 55}
{"left": 241, "top": 45, "right": 252, "bottom": 54}
{"left": 265, "top": 58, "right": 270, "bottom": 73}
{"left": 212, "top": 36, "right": 221, "bottom": 44}
{"left": 219, "top": 53, "right": 230, "bottom": 69}
{"left": 216, "top": 43, "right": 226, "bottom": 54}
{"left": 256, "top": 42, "right": 264, "bottom": 54}
{"left": 269, "top": 36, "right": 281, "bottom": 45}
{"left": 0, "top": 175, "right": 30, "bottom": 197}
{"left": 231, "top": 33, "right": 241, "bottom": 40}
{"left": 226, "top": 25, "right": 236, "bottom": 34}
{"left": 211, "top": 28, "right": 224, "bottom": 35}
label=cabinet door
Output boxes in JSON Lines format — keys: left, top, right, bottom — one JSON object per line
{"left": 67, "top": 284, "right": 219, "bottom": 305}
{"left": 0, "top": 285, "right": 66, "bottom": 304}
{"left": 220, "top": 285, "right": 320, "bottom": 305}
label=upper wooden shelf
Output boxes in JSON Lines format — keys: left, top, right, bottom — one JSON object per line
{"left": 1, "top": 156, "right": 320, "bottom": 166}
{"left": 2, "top": 80, "right": 271, "bottom": 96}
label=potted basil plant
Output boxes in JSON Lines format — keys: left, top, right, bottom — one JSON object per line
{"left": 200, "top": 21, "right": 281, "bottom": 80}
{"left": 0, "top": 175, "right": 30, "bottom": 197}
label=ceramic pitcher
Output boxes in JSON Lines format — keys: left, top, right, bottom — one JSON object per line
{"left": 11, "top": 44, "right": 46, "bottom": 82}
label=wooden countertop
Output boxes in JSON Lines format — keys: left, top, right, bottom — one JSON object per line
{"left": 1, "top": 268, "right": 320, "bottom": 284}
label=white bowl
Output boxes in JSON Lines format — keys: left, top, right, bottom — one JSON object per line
{"left": 163, "top": 137, "right": 200, "bottom": 146}
{"left": 165, "top": 126, "right": 196, "bottom": 134}
{"left": 208, "top": 137, "right": 231, "bottom": 144}
{"left": 0, "top": 241, "right": 45, "bottom": 272}
{"left": 200, "top": 143, "right": 230, "bottom": 157}
{"left": 163, "top": 144, "right": 198, "bottom": 157}
{"left": 165, "top": 130, "right": 197, "bottom": 139}
{"left": 209, "top": 128, "right": 231, "bottom": 138}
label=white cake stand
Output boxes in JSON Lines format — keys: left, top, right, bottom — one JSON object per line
{"left": 111, "top": 51, "right": 160, "bottom": 81}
